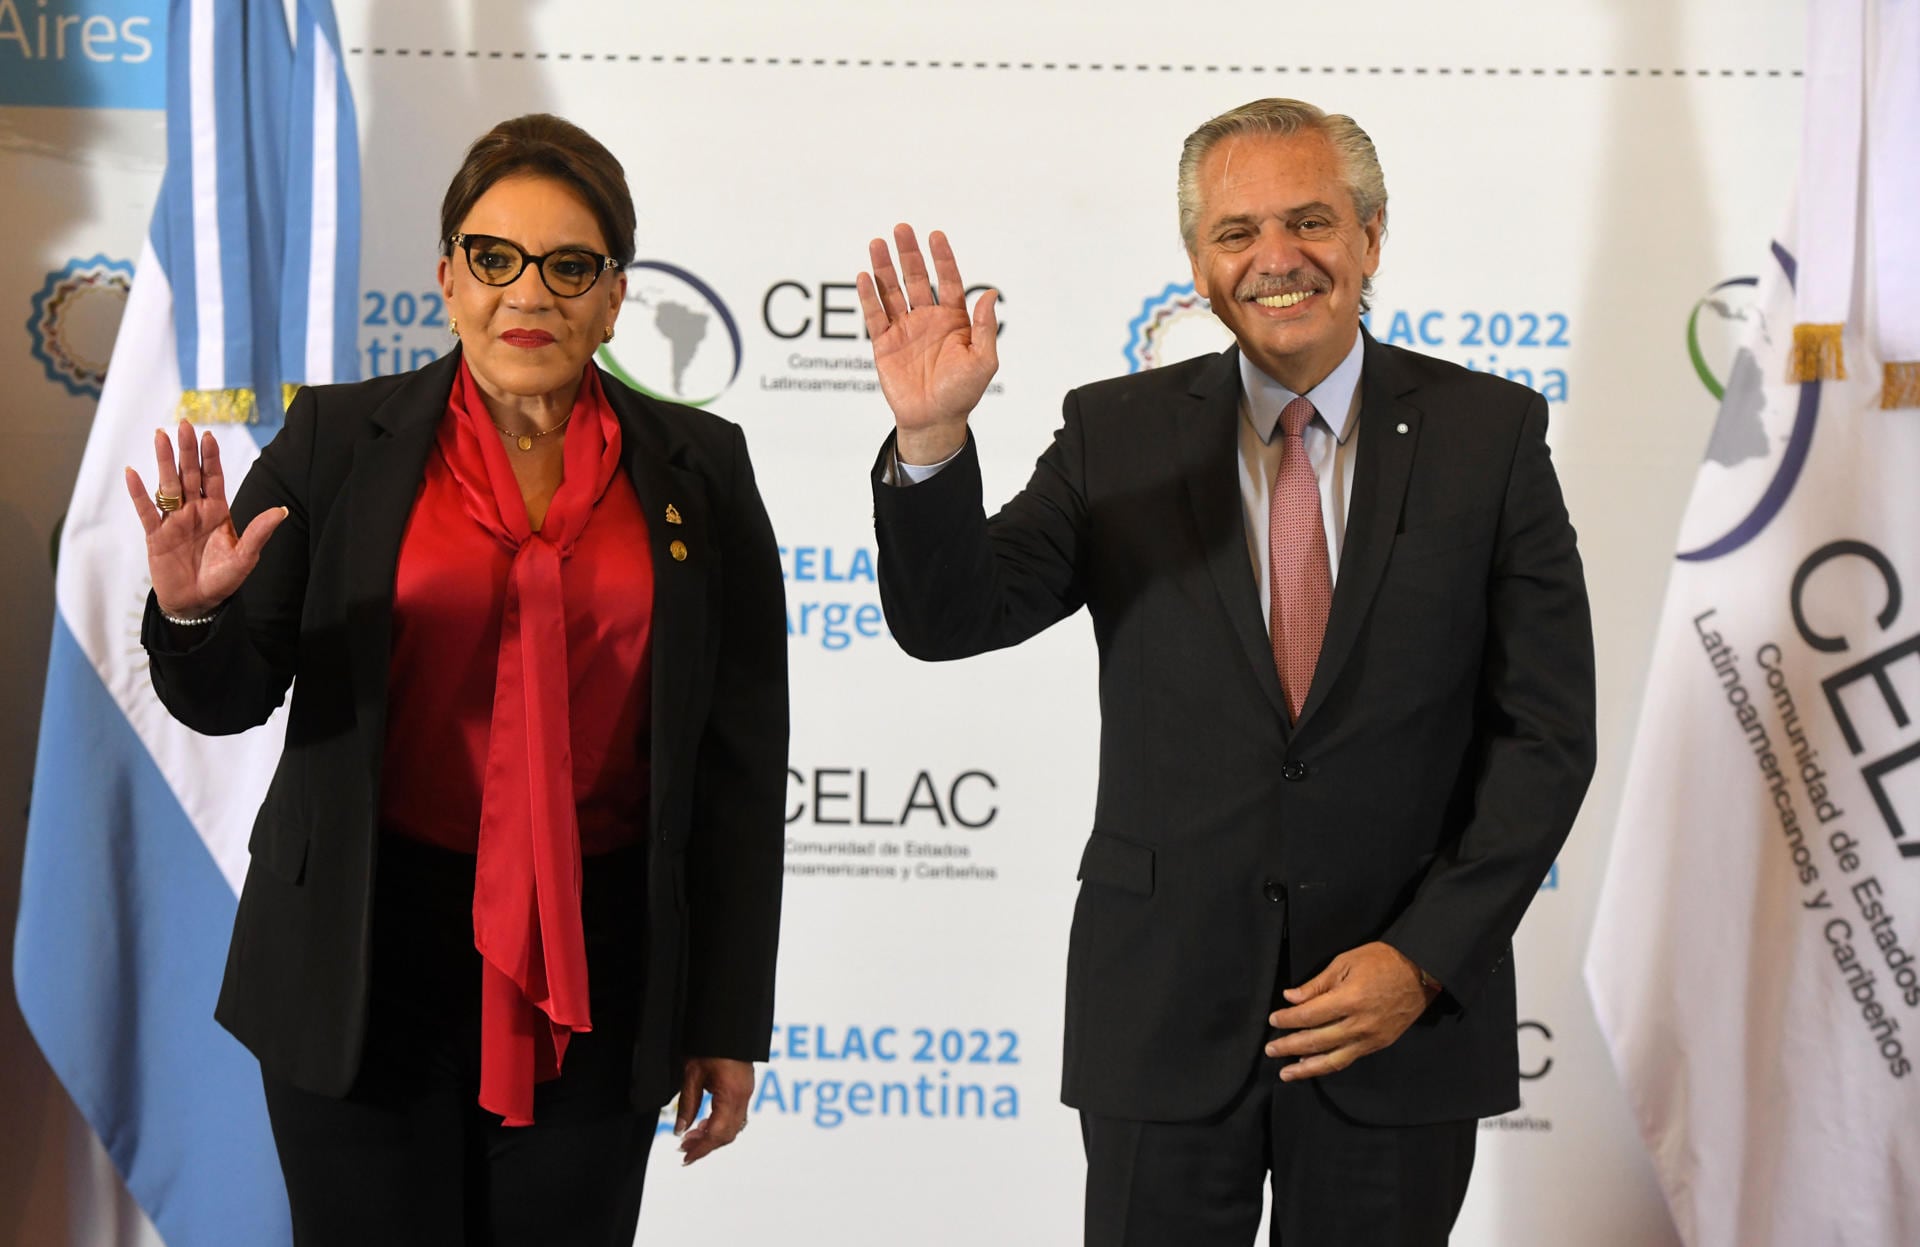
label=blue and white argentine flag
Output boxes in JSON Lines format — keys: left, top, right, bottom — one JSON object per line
{"left": 14, "top": 2, "right": 359, "bottom": 1244}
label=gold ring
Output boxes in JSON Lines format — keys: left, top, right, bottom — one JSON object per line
{"left": 154, "top": 490, "right": 184, "bottom": 513}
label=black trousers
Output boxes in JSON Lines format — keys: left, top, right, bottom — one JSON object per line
{"left": 262, "top": 834, "right": 656, "bottom": 1247}
{"left": 1083, "top": 980, "right": 1476, "bottom": 1247}
{"left": 1081, "top": 1066, "right": 1476, "bottom": 1246}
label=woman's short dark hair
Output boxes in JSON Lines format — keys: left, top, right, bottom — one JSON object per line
{"left": 439, "top": 114, "right": 637, "bottom": 267}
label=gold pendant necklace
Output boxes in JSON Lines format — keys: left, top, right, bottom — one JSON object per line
{"left": 492, "top": 413, "right": 571, "bottom": 451}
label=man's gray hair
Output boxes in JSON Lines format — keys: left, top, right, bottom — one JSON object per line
{"left": 1176, "top": 98, "right": 1388, "bottom": 254}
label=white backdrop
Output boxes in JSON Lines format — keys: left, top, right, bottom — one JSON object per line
{"left": 2, "top": 2, "right": 1806, "bottom": 1243}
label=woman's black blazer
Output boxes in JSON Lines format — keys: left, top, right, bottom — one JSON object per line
{"left": 142, "top": 349, "right": 789, "bottom": 1107}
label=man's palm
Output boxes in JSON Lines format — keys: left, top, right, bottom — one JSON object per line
{"left": 857, "top": 225, "right": 999, "bottom": 455}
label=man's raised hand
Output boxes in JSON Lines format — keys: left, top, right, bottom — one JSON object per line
{"left": 856, "top": 224, "right": 999, "bottom": 466}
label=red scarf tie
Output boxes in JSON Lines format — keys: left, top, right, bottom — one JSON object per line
{"left": 439, "top": 358, "right": 625, "bottom": 1126}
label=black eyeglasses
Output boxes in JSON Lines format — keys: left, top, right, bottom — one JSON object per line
{"left": 447, "top": 233, "right": 622, "bottom": 298}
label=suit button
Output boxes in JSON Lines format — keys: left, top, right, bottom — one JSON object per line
{"left": 1263, "top": 879, "right": 1285, "bottom": 904}
{"left": 1282, "top": 761, "right": 1308, "bottom": 781}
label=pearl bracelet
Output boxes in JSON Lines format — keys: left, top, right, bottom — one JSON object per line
{"left": 160, "top": 609, "right": 219, "bottom": 627}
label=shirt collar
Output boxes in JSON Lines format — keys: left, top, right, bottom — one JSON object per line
{"left": 1239, "top": 331, "right": 1366, "bottom": 445}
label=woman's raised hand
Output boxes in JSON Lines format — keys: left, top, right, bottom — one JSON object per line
{"left": 856, "top": 225, "right": 999, "bottom": 466}
{"left": 125, "top": 421, "right": 286, "bottom": 618}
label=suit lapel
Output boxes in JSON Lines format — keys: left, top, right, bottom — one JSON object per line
{"left": 346, "top": 352, "right": 459, "bottom": 790}
{"left": 1295, "top": 334, "right": 1419, "bottom": 730}
{"left": 1175, "top": 348, "right": 1293, "bottom": 727}
{"left": 601, "top": 372, "right": 711, "bottom": 833}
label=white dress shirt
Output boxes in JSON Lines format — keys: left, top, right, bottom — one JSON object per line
{"left": 891, "top": 331, "right": 1367, "bottom": 640}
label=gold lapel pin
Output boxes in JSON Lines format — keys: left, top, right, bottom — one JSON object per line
{"left": 669, "top": 539, "right": 688, "bottom": 562}
{"left": 665, "top": 504, "right": 683, "bottom": 525}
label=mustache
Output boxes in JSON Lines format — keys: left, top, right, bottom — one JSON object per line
{"left": 1234, "top": 271, "right": 1329, "bottom": 300}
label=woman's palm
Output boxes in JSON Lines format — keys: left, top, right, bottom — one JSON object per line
{"left": 127, "top": 423, "right": 286, "bottom": 617}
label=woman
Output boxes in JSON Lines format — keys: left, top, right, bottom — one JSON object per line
{"left": 124, "top": 114, "right": 787, "bottom": 1245}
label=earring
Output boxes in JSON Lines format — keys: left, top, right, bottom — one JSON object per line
{"left": 449, "top": 317, "right": 459, "bottom": 338}
{"left": 602, "top": 324, "right": 615, "bottom": 344}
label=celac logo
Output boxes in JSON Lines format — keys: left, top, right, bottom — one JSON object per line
{"left": 598, "top": 261, "right": 742, "bottom": 407}
{"left": 1677, "top": 242, "right": 1821, "bottom": 563}
{"left": 29, "top": 256, "right": 133, "bottom": 398}
{"left": 1124, "top": 281, "right": 1233, "bottom": 373}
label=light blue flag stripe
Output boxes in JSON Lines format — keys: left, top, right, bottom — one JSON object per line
{"left": 236, "top": 0, "right": 293, "bottom": 428}
{"left": 278, "top": 35, "right": 314, "bottom": 381}
{"left": 313, "top": 0, "right": 364, "bottom": 385}
{"left": 209, "top": 0, "right": 252, "bottom": 394}
{"left": 15, "top": 621, "right": 292, "bottom": 1247}
{"left": 280, "top": 0, "right": 363, "bottom": 389}
{"left": 154, "top": 0, "right": 196, "bottom": 373}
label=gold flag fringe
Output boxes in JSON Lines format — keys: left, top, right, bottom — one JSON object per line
{"left": 176, "top": 387, "right": 258, "bottom": 424}
{"left": 1884, "top": 361, "right": 1920, "bottom": 410}
{"left": 1788, "top": 323, "right": 1847, "bottom": 383}
{"left": 283, "top": 382, "right": 304, "bottom": 410}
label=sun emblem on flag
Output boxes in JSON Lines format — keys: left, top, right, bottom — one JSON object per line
{"left": 1123, "top": 281, "right": 1234, "bottom": 373}
{"left": 29, "top": 256, "right": 135, "bottom": 399}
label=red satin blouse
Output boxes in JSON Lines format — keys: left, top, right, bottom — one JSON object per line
{"left": 380, "top": 360, "right": 654, "bottom": 1125}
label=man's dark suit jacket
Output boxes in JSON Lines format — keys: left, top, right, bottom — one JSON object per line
{"left": 871, "top": 336, "right": 1595, "bottom": 1126}
{"left": 142, "top": 349, "right": 788, "bottom": 1109}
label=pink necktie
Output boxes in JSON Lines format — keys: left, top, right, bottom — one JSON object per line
{"left": 1269, "top": 396, "right": 1331, "bottom": 722}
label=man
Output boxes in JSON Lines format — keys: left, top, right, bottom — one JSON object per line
{"left": 855, "top": 98, "right": 1595, "bottom": 1245}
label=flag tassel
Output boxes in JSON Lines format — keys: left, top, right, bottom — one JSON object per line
{"left": 175, "top": 387, "right": 259, "bottom": 425}
{"left": 1884, "top": 361, "right": 1920, "bottom": 410}
{"left": 1789, "top": 323, "right": 1847, "bottom": 383}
